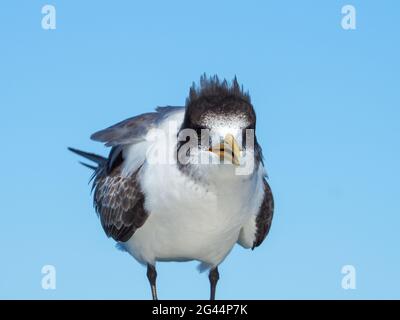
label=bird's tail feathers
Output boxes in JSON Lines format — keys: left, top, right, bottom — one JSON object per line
{"left": 68, "top": 147, "right": 107, "bottom": 170}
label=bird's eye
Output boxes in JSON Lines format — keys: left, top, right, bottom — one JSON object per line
{"left": 193, "top": 125, "right": 207, "bottom": 130}
{"left": 244, "top": 123, "right": 255, "bottom": 130}
{"left": 242, "top": 125, "right": 255, "bottom": 149}
{"left": 195, "top": 127, "right": 211, "bottom": 148}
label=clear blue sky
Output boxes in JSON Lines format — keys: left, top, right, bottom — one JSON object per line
{"left": 0, "top": 0, "right": 399, "bottom": 299}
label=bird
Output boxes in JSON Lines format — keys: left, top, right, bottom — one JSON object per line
{"left": 69, "top": 74, "right": 274, "bottom": 300}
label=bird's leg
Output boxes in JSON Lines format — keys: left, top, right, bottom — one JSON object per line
{"left": 209, "top": 267, "right": 219, "bottom": 300}
{"left": 147, "top": 264, "right": 158, "bottom": 300}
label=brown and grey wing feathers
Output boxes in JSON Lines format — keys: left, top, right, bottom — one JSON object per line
{"left": 93, "top": 165, "right": 148, "bottom": 242}
{"left": 252, "top": 179, "right": 274, "bottom": 249}
{"left": 70, "top": 107, "right": 184, "bottom": 241}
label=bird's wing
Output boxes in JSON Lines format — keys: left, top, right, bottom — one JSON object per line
{"left": 238, "top": 177, "right": 274, "bottom": 249}
{"left": 93, "top": 162, "right": 148, "bottom": 242}
{"left": 91, "top": 106, "right": 184, "bottom": 147}
{"left": 252, "top": 179, "right": 274, "bottom": 248}
{"left": 72, "top": 106, "right": 184, "bottom": 242}
{"left": 69, "top": 146, "right": 148, "bottom": 242}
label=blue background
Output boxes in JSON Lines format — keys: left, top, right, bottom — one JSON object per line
{"left": 0, "top": 0, "right": 399, "bottom": 299}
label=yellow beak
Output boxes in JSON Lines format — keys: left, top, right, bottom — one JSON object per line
{"left": 209, "top": 133, "right": 241, "bottom": 166}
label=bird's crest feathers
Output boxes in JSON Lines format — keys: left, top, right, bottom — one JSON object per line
{"left": 186, "top": 74, "right": 251, "bottom": 107}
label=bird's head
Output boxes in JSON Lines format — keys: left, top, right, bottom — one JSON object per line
{"left": 177, "top": 75, "right": 262, "bottom": 181}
